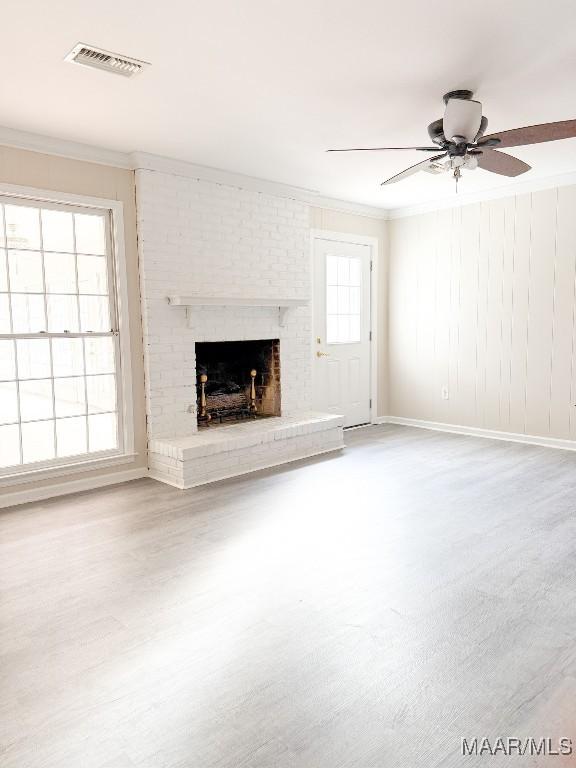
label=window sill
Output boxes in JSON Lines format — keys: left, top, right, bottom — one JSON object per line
{"left": 0, "top": 452, "right": 139, "bottom": 488}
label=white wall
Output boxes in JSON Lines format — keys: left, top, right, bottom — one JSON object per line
{"left": 388, "top": 185, "right": 576, "bottom": 441}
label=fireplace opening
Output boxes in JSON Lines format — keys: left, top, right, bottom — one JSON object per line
{"left": 196, "top": 339, "right": 281, "bottom": 427}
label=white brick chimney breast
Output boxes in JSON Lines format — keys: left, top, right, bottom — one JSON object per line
{"left": 136, "top": 166, "right": 344, "bottom": 489}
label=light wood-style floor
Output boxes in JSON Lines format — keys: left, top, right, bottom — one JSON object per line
{"left": 2, "top": 424, "right": 576, "bottom": 768}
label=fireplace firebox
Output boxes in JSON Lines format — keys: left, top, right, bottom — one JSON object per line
{"left": 196, "top": 339, "right": 281, "bottom": 426}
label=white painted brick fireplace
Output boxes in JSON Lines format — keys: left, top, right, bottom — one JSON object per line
{"left": 136, "top": 164, "right": 344, "bottom": 488}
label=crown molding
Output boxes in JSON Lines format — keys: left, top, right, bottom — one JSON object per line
{"left": 0, "top": 125, "right": 388, "bottom": 219}
{"left": 130, "top": 151, "right": 317, "bottom": 198}
{"left": 13, "top": 124, "right": 576, "bottom": 221}
{"left": 0, "top": 125, "right": 133, "bottom": 169}
{"left": 129, "top": 152, "right": 388, "bottom": 219}
{"left": 311, "top": 194, "right": 389, "bottom": 220}
{"left": 387, "top": 169, "right": 576, "bottom": 219}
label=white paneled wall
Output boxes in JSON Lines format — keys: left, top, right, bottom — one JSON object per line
{"left": 389, "top": 185, "right": 576, "bottom": 441}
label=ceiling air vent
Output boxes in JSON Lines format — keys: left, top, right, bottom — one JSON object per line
{"left": 64, "top": 43, "right": 149, "bottom": 78}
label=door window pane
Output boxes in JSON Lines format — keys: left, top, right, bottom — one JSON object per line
{"left": 337, "top": 315, "right": 350, "bottom": 343}
{"left": 19, "top": 379, "right": 54, "bottom": 421}
{"left": 54, "top": 377, "right": 86, "bottom": 417}
{"left": 337, "top": 257, "right": 349, "bottom": 285}
{"left": 349, "top": 259, "right": 361, "bottom": 286}
{"left": 327, "top": 286, "right": 338, "bottom": 314}
{"left": 0, "top": 381, "right": 18, "bottom": 424}
{"left": 77, "top": 255, "right": 108, "bottom": 295}
{"left": 349, "top": 316, "right": 360, "bottom": 342}
{"left": 350, "top": 287, "right": 361, "bottom": 314}
{"left": 0, "top": 424, "right": 20, "bottom": 467}
{"left": 22, "top": 420, "right": 55, "bottom": 463}
{"left": 326, "top": 254, "right": 362, "bottom": 344}
{"left": 44, "top": 252, "right": 77, "bottom": 294}
{"left": 88, "top": 412, "right": 117, "bottom": 451}
{"left": 5, "top": 205, "right": 41, "bottom": 249}
{"left": 47, "top": 295, "right": 79, "bottom": 332}
{"left": 56, "top": 416, "right": 87, "bottom": 457}
{"left": 11, "top": 294, "right": 46, "bottom": 333}
{"left": 74, "top": 213, "right": 106, "bottom": 255}
{"left": 16, "top": 339, "right": 51, "bottom": 379}
{"left": 41, "top": 209, "right": 74, "bottom": 252}
{"left": 8, "top": 250, "right": 43, "bottom": 292}
{"left": 326, "top": 256, "right": 338, "bottom": 285}
{"left": 52, "top": 338, "right": 84, "bottom": 377}
{"left": 337, "top": 286, "right": 350, "bottom": 314}
{"left": 0, "top": 340, "right": 16, "bottom": 381}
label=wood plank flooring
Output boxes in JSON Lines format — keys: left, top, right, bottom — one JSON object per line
{"left": 2, "top": 425, "right": 576, "bottom": 767}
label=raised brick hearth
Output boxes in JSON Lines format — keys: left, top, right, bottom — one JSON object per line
{"left": 149, "top": 412, "right": 344, "bottom": 488}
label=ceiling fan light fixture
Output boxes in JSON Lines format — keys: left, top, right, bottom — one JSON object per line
{"left": 443, "top": 98, "right": 483, "bottom": 144}
{"left": 464, "top": 154, "right": 479, "bottom": 170}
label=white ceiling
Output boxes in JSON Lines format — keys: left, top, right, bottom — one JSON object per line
{"left": 2, "top": 0, "right": 576, "bottom": 210}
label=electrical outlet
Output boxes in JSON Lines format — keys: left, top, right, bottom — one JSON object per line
{"left": 441, "top": 386, "right": 449, "bottom": 400}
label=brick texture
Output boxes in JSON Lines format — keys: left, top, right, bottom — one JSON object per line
{"left": 136, "top": 170, "right": 312, "bottom": 440}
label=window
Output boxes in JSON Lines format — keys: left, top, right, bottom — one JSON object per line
{"left": 326, "top": 254, "right": 362, "bottom": 344}
{"left": 0, "top": 194, "right": 126, "bottom": 476}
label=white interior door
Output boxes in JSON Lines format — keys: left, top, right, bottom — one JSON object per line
{"left": 312, "top": 236, "right": 372, "bottom": 427}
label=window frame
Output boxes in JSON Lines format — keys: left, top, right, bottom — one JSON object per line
{"left": 0, "top": 183, "right": 135, "bottom": 486}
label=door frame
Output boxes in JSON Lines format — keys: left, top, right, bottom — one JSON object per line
{"left": 310, "top": 229, "right": 380, "bottom": 425}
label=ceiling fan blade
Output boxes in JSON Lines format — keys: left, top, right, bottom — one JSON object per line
{"left": 327, "top": 146, "right": 441, "bottom": 153}
{"left": 381, "top": 154, "right": 447, "bottom": 186}
{"left": 479, "top": 120, "right": 576, "bottom": 149}
{"left": 476, "top": 149, "right": 531, "bottom": 177}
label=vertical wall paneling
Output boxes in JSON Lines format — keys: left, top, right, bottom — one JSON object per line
{"left": 456, "top": 203, "right": 481, "bottom": 426}
{"left": 475, "top": 203, "right": 491, "bottom": 427}
{"left": 389, "top": 183, "right": 576, "bottom": 441}
{"left": 552, "top": 186, "right": 576, "bottom": 438}
{"left": 508, "top": 193, "right": 532, "bottom": 434}
{"left": 499, "top": 197, "right": 516, "bottom": 430}
{"left": 484, "top": 198, "right": 506, "bottom": 429}
{"left": 524, "top": 189, "right": 557, "bottom": 437}
{"left": 448, "top": 206, "right": 462, "bottom": 417}
{"left": 434, "top": 208, "right": 452, "bottom": 421}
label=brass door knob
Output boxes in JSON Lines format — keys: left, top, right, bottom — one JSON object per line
{"left": 316, "top": 351, "right": 330, "bottom": 357}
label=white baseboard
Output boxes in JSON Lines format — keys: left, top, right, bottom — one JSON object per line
{"left": 0, "top": 466, "right": 148, "bottom": 509}
{"left": 376, "top": 416, "right": 576, "bottom": 452}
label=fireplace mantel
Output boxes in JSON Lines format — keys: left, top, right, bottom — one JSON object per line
{"left": 167, "top": 295, "right": 309, "bottom": 327}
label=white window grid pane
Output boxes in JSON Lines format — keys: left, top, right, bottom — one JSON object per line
{"left": 326, "top": 253, "right": 362, "bottom": 344}
{"left": 0, "top": 197, "right": 122, "bottom": 472}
